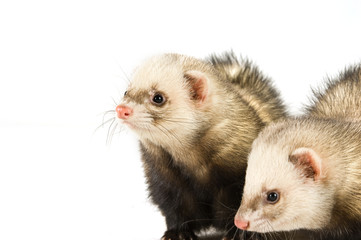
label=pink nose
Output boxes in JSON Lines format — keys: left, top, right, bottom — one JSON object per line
{"left": 234, "top": 218, "right": 249, "bottom": 230}
{"left": 116, "top": 105, "right": 133, "bottom": 119}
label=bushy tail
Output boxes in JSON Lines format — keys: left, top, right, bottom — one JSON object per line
{"left": 306, "top": 64, "right": 361, "bottom": 122}
{"left": 208, "top": 51, "right": 287, "bottom": 124}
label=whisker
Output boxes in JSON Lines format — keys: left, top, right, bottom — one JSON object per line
{"left": 117, "top": 64, "right": 132, "bottom": 84}
{"left": 161, "top": 116, "right": 195, "bottom": 120}
{"left": 95, "top": 117, "right": 116, "bottom": 133}
{"left": 266, "top": 219, "right": 275, "bottom": 232}
{"left": 103, "top": 111, "right": 115, "bottom": 124}
{"left": 289, "top": 230, "right": 296, "bottom": 240}
{"left": 265, "top": 220, "right": 279, "bottom": 240}
{"left": 111, "top": 97, "right": 119, "bottom": 107}
{"left": 266, "top": 231, "right": 273, "bottom": 240}
{"left": 133, "top": 114, "right": 152, "bottom": 118}
{"left": 232, "top": 227, "right": 239, "bottom": 240}
{"left": 223, "top": 224, "right": 236, "bottom": 240}
{"left": 145, "top": 124, "right": 158, "bottom": 143}
{"left": 156, "top": 124, "right": 172, "bottom": 140}
{"left": 97, "top": 109, "right": 116, "bottom": 117}
{"left": 262, "top": 232, "right": 267, "bottom": 240}
{"left": 279, "top": 231, "right": 287, "bottom": 240}
{"left": 106, "top": 118, "right": 116, "bottom": 144}
{"left": 112, "top": 56, "right": 132, "bottom": 84}
{"left": 109, "top": 121, "right": 119, "bottom": 145}
{"left": 239, "top": 229, "right": 245, "bottom": 240}
{"left": 161, "top": 118, "right": 200, "bottom": 124}
{"left": 155, "top": 122, "right": 184, "bottom": 145}
{"left": 179, "top": 218, "right": 214, "bottom": 228}
{"left": 215, "top": 199, "right": 238, "bottom": 212}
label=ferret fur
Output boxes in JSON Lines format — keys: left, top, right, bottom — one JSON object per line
{"left": 117, "top": 52, "right": 286, "bottom": 240}
{"left": 306, "top": 64, "right": 361, "bottom": 122}
{"left": 235, "top": 64, "right": 361, "bottom": 239}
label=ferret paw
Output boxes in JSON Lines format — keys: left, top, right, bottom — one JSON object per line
{"left": 161, "top": 229, "right": 198, "bottom": 240}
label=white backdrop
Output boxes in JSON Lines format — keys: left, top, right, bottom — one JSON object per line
{"left": 0, "top": 1, "right": 360, "bottom": 239}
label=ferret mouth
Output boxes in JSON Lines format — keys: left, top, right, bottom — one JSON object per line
{"left": 247, "top": 219, "right": 273, "bottom": 233}
{"left": 122, "top": 120, "right": 146, "bottom": 132}
{"left": 121, "top": 119, "right": 152, "bottom": 132}
{"left": 122, "top": 120, "right": 136, "bottom": 129}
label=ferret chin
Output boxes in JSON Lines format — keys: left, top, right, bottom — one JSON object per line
{"left": 114, "top": 52, "right": 286, "bottom": 240}
{"left": 235, "top": 64, "right": 361, "bottom": 239}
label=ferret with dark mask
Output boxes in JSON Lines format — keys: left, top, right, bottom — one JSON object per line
{"left": 114, "top": 52, "right": 286, "bottom": 240}
{"left": 235, "top": 65, "right": 361, "bottom": 239}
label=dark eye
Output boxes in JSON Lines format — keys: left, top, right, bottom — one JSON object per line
{"left": 266, "top": 191, "right": 280, "bottom": 204}
{"left": 124, "top": 91, "right": 128, "bottom": 96}
{"left": 152, "top": 94, "right": 165, "bottom": 105}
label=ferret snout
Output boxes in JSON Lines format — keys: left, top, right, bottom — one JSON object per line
{"left": 116, "top": 105, "right": 133, "bottom": 119}
{"left": 234, "top": 217, "right": 249, "bottom": 230}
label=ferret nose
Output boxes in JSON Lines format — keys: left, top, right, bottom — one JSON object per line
{"left": 116, "top": 105, "right": 133, "bottom": 119}
{"left": 234, "top": 218, "right": 249, "bottom": 230}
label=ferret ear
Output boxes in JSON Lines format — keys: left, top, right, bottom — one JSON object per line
{"left": 184, "top": 70, "right": 209, "bottom": 105}
{"left": 289, "top": 147, "right": 323, "bottom": 181}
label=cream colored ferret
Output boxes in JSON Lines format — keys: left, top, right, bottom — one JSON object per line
{"left": 235, "top": 65, "right": 361, "bottom": 239}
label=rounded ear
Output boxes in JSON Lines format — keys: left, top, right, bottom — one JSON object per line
{"left": 184, "top": 70, "right": 209, "bottom": 105}
{"left": 289, "top": 147, "right": 323, "bottom": 181}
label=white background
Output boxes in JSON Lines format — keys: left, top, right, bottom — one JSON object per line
{"left": 0, "top": 1, "right": 360, "bottom": 239}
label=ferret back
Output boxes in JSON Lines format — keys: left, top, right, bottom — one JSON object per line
{"left": 306, "top": 65, "right": 361, "bottom": 122}
{"left": 208, "top": 52, "right": 287, "bottom": 124}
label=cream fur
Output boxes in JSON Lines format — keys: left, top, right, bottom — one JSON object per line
{"left": 236, "top": 65, "right": 361, "bottom": 235}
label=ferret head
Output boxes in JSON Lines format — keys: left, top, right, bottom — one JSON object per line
{"left": 234, "top": 121, "right": 334, "bottom": 233}
{"left": 115, "top": 54, "right": 219, "bottom": 147}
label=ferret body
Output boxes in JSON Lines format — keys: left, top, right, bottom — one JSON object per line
{"left": 306, "top": 65, "right": 361, "bottom": 122}
{"left": 115, "top": 52, "right": 286, "bottom": 240}
{"left": 235, "top": 65, "right": 361, "bottom": 239}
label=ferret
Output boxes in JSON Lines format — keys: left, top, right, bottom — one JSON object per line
{"left": 234, "top": 65, "right": 361, "bottom": 239}
{"left": 114, "top": 52, "right": 286, "bottom": 240}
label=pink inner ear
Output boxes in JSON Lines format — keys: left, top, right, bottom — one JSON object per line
{"left": 289, "top": 149, "right": 322, "bottom": 181}
{"left": 184, "top": 71, "right": 208, "bottom": 104}
{"left": 193, "top": 77, "right": 207, "bottom": 103}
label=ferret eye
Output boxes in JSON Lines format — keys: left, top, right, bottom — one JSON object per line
{"left": 266, "top": 191, "right": 280, "bottom": 204}
{"left": 152, "top": 93, "right": 165, "bottom": 105}
{"left": 124, "top": 91, "right": 128, "bottom": 96}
